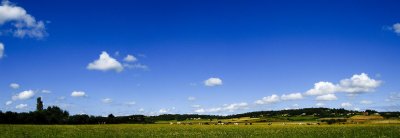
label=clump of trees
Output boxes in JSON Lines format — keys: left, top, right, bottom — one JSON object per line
{"left": 0, "top": 98, "right": 69, "bottom": 124}
{"left": 320, "top": 119, "right": 347, "bottom": 124}
{"left": 0, "top": 97, "right": 153, "bottom": 124}
{"left": 0, "top": 98, "right": 68, "bottom": 124}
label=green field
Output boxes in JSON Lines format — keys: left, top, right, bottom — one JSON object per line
{"left": 1, "top": 124, "right": 400, "bottom": 138}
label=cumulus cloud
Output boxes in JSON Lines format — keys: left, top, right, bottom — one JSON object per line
{"left": 71, "top": 91, "right": 86, "bottom": 97}
{"left": 9, "top": 83, "right": 19, "bottom": 89}
{"left": 360, "top": 100, "right": 373, "bottom": 104}
{"left": 123, "top": 54, "right": 137, "bottom": 62}
{"left": 0, "top": 1, "right": 47, "bottom": 39}
{"left": 223, "top": 102, "right": 249, "bottom": 112}
{"left": 393, "top": 23, "right": 400, "bottom": 35}
{"left": 12, "top": 90, "right": 34, "bottom": 100}
{"left": 15, "top": 103, "right": 27, "bottom": 109}
{"left": 281, "top": 93, "right": 303, "bottom": 100}
{"left": 305, "top": 73, "right": 381, "bottom": 96}
{"left": 5, "top": 100, "right": 12, "bottom": 105}
{"left": 305, "top": 82, "right": 338, "bottom": 96}
{"left": 102, "top": 98, "right": 112, "bottom": 104}
{"left": 341, "top": 102, "right": 352, "bottom": 108}
{"left": 204, "top": 77, "right": 223, "bottom": 87}
{"left": 255, "top": 94, "right": 280, "bottom": 105}
{"left": 188, "top": 96, "right": 196, "bottom": 101}
{"left": 87, "top": 51, "right": 123, "bottom": 72}
{"left": 338, "top": 73, "right": 381, "bottom": 94}
{"left": 315, "top": 94, "right": 337, "bottom": 101}
{"left": 0, "top": 42, "right": 3, "bottom": 59}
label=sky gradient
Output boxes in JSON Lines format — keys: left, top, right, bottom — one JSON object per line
{"left": 1, "top": 0, "right": 400, "bottom": 116}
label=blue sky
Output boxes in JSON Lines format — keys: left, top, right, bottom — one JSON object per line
{"left": 1, "top": 0, "right": 400, "bottom": 116}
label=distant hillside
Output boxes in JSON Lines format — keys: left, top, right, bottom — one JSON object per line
{"left": 1, "top": 104, "right": 400, "bottom": 124}
{"left": 151, "top": 108, "right": 400, "bottom": 121}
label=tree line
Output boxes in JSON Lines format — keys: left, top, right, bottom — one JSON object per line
{"left": 0, "top": 97, "right": 152, "bottom": 124}
{"left": 0, "top": 97, "right": 399, "bottom": 124}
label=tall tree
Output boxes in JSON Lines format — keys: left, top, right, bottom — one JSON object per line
{"left": 36, "top": 97, "right": 43, "bottom": 111}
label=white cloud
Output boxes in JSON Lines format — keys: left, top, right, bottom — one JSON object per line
{"left": 12, "top": 90, "right": 34, "bottom": 100}
{"left": 360, "top": 100, "right": 373, "bottom": 104}
{"left": 341, "top": 102, "right": 352, "bottom": 108}
{"left": 102, "top": 98, "right": 112, "bottom": 104}
{"left": 281, "top": 93, "right": 303, "bottom": 100}
{"left": 71, "top": 91, "right": 86, "bottom": 97}
{"left": 121, "top": 54, "right": 148, "bottom": 70}
{"left": 284, "top": 104, "right": 300, "bottom": 110}
{"left": 315, "top": 103, "right": 325, "bottom": 107}
{"left": 393, "top": 23, "right": 400, "bottom": 35}
{"left": 305, "top": 73, "right": 381, "bottom": 96}
{"left": 87, "top": 51, "right": 123, "bottom": 72}
{"left": 208, "top": 107, "right": 222, "bottom": 113}
{"left": 223, "top": 102, "right": 249, "bottom": 112}
{"left": 0, "top": 42, "right": 3, "bottom": 59}
{"left": 0, "top": 1, "right": 47, "bottom": 39}
{"left": 123, "top": 54, "right": 137, "bottom": 62}
{"left": 15, "top": 103, "right": 27, "bottom": 109}
{"left": 255, "top": 94, "right": 280, "bottom": 104}
{"left": 159, "top": 108, "right": 168, "bottom": 114}
{"left": 5, "top": 100, "right": 12, "bottom": 105}
{"left": 194, "top": 102, "right": 248, "bottom": 113}
{"left": 9, "top": 83, "right": 19, "bottom": 89}
{"left": 204, "top": 77, "right": 223, "bottom": 87}
{"left": 188, "top": 96, "right": 196, "bottom": 101}
{"left": 194, "top": 108, "right": 205, "bottom": 113}
{"left": 338, "top": 73, "right": 381, "bottom": 94}
{"left": 305, "top": 82, "right": 338, "bottom": 96}
{"left": 315, "top": 94, "right": 337, "bottom": 101}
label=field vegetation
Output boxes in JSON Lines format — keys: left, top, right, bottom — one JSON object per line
{"left": 1, "top": 124, "right": 400, "bottom": 138}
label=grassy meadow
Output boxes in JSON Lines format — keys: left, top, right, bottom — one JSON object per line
{"left": 1, "top": 124, "right": 400, "bottom": 138}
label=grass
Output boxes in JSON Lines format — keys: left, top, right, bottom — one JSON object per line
{"left": 1, "top": 124, "right": 400, "bottom": 138}
{"left": 350, "top": 115, "right": 384, "bottom": 120}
